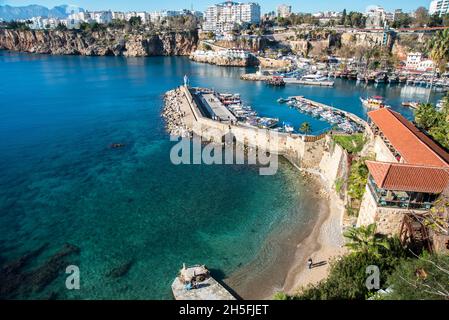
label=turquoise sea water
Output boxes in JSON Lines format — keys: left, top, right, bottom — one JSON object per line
{"left": 0, "top": 51, "right": 443, "bottom": 299}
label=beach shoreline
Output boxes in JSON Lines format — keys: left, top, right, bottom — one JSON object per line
{"left": 281, "top": 168, "right": 346, "bottom": 296}
{"left": 223, "top": 163, "right": 346, "bottom": 300}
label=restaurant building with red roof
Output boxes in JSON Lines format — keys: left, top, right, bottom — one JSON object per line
{"left": 357, "top": 108, "right": 449, "bottom": 235}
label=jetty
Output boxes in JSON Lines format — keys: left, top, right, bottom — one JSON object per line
{"left": 171, "top": 264, "right": 236, "bottom": 300}
{"left": 290, "top": 96, "right": 367, "bottom": 129}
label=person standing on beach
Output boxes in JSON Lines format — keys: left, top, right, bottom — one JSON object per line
{"left": 308, "top": 258, "right": 313, "bottom": 270}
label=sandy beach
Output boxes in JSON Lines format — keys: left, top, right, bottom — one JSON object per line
{"left": 224, "top": 166, "right": 346, "bottom": 300}
{"left": 282, "top": 180, "right": 346, "bottom": 296}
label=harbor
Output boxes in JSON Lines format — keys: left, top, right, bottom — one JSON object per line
{"left": 278, "top": 96, "right": 366, "bottom": 134}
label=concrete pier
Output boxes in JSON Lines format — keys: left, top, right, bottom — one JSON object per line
{"left": 172, "top": 276, "right": 236, "bottom": 300}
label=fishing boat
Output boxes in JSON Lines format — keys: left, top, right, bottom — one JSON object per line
{"left": 171, "top": 264, "right": 236, "bottom": 300}
{"left": 349, "top": 70, "right": 358, "bottom": 80}
{"left": 258, "top": 117, "right": 279, "bottom": 129}
{"left": 388, "top": 74, "right": 399, "bottom": 84}
{"left": 357, "top": 73, "right": 365, "bottom": 82}
{"left": 398, "top": 75, "right": 407, "bottom": 83}
{"left": 375, "top": 73, "right": 387, "bottom": 83}
{"left": 360, "top": 96, "right": 390, "bottom": 109}
{"left": 365, "top": 74, "right": 375, "bottom": 83}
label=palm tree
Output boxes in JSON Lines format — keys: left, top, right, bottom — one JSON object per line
{"left": 427, "top": 29, "right": 449, "bottom": 102}
{"left": 299, "top": 122, "right": 312, "bottom": 134}
{"left": 414, "top": 103, "right": 439, "bottom": 130}
{"left": 343, "top": 223, "right": 390, "bottom": 258}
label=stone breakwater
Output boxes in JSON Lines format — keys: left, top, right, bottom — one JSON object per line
{"left": 0, "top": 29, "right": 198, "bottom": 57}
{"left": 162, "top": 89, "right": 192, "bottom": 138}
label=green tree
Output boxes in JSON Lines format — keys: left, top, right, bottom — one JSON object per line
{"left": 414, "top": 7, "right": 430, "bottom": 27}
{"left": 414, "top": 103, "right": 439, "bottom": 129}
{"left": 128, "top": 16, "right": 142, "bottom": 28}
{"left": 343, "top": 223, "right": 390, "bottom": 258}
{"left": 55, "top": 23, "right": 67, "bottom": 31}
{"left": 347, "top": 159, "right": 369, "bottom": 200}
{"left": 299, "top": 122, "right": 312, "bottom": 134}
{"left": 294, "top": 247, "right": 405, "bottom": 300}
{"left": 387, "top": 254, "right": 449, "bottom": 300}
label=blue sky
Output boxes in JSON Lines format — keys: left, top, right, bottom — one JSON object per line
{"left": 1, "top": 0, "right": 432, "bottom": 13}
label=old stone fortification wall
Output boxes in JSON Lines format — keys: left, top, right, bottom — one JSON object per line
{"left": 319, "top": 136, "right": 348, "bottom": 189}
{"left": 258, "top": 57, "right": 292, "bottom": 69}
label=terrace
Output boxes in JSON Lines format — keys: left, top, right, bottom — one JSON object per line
{"left": 366, "top": 161, "right": 449, "bottom": 211}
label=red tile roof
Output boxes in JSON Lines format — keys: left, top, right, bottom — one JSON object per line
{"left": 366, "top": 161, "right": 449, "bottom": 193}
{"left": 368, "top": 108, "right": 449, "bottom": 167}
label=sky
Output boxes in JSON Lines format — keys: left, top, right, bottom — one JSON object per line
{"left": 0, "top": 0, "right": 432, "bottom": 13}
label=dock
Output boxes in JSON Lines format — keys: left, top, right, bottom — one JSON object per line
{"left": 171, "top": 265, "right": 236, "bottom": 300}
{"left": 288, "top": 96, "right": 368, "bottom": 132}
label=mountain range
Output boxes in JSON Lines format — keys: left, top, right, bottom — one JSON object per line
{"left": 0, "top": 4, "right": 84, "bottom": 21}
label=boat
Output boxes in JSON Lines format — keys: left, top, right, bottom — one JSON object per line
{"left": 388, "top": 74, "right": 399, "bottom": 84}
{"left": 360, "top": 96, "right": 390, "bottom": 110}
{"left": 277, "top": 98, "right": 287, "bottom": 104}
{"left": 282, "top": 122, "right": 294, "bottom": 133}
{"left": 401, "top": 101, "right": 420, "bottom": 109}
{"left": 300, "top": 74, "right": 329, "bottom": 82}
{"left": 258, "top": 117, "right": 279, "bottom": 129}
{"left": 365, "top": 74, "right": 375, "bottom": 83}
{"left": 171, "top": 264, "right": 236, "bottom": 300}
{"left": 375, "top": 73, "right": 387, "bottom": 83}
{"left": 357, "top": 73, "right": 365, "bottom": 82}
{"left": 348, "top": 71, "right": 357, "bottom": 79}
{"left": 398, "top": 75, "right": 407, "bottom": 83}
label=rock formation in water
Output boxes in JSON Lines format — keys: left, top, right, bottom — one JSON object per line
{"left": 0, "top": 29, "right": 198, "bottom": 57}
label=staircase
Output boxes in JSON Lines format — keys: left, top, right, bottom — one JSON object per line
{"left": 400, "top": 213, "right": 433, "bottom": 254}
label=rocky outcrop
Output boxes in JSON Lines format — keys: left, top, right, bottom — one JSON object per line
{"left": 190, "top": 53, "right": 258, "bottom": 67}
{"left": 0, "top": 29, "right": 198, "bottom": 56}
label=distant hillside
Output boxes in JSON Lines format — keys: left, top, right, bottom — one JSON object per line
{"left": 0, "top": 4, "right": 84, "bottom": 21}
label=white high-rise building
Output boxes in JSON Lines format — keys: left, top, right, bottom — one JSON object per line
{"left": 429, "top": 0, "right": 449, "bottom": 16}
{"left": 277, "top": 4, "right": 292, "bottom": 18}
{"left": 203, "top": 1, "right": 261, "bottom": 32}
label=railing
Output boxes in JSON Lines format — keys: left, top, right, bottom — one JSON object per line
{"left": 367, "top": 180, "right": 432, "bottom": 211}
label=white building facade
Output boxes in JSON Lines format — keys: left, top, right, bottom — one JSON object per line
{"left": 277, "top": 4, "right": 292, "bottom": 18}
{"left": 429, "top": 0, "right": 449, "bottom": 16}
{"left": 203, "top": 1, "right": 261, "bottom": 32}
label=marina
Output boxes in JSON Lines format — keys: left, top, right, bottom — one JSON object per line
{"left": 192, "top": 87, "right": 281, "bottom": 130}
{"left": 278, "top": 96, "right": 365, "bottom": 134}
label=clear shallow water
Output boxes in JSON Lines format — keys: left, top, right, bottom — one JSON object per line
{"left": 0, "top": 51, "right": 443, "bottom": 299}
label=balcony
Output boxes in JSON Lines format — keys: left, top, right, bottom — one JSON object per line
{"left": 367, "top": 176, "right": 435, "bottom": 211}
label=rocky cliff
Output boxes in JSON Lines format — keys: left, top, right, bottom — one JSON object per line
{"left": 0, "top": 29, "right": 198, "bottom": 56}
{"left": 190, "top": 53, "right": 258, "bottom": 67}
